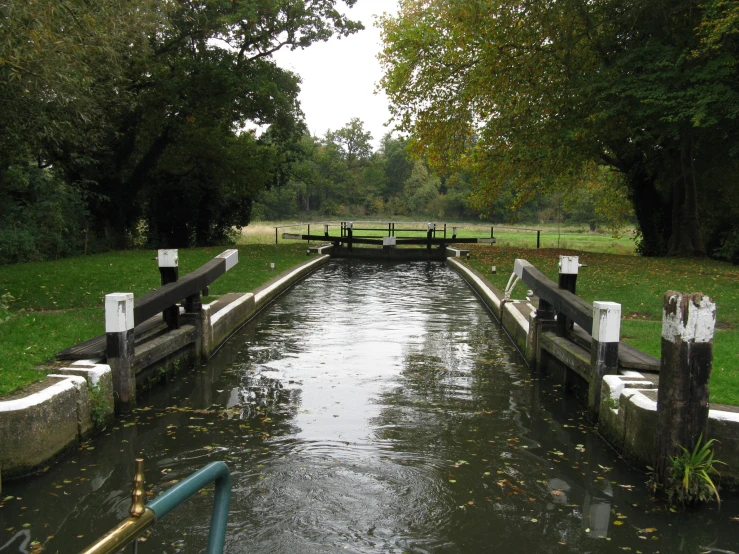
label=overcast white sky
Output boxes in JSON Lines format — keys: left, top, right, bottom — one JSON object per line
{"left": 271, "top": 0, "right": 400, "bottom": 149}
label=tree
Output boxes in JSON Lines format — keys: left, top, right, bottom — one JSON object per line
{"left": 1, "top": 0, "right": 364, "bottom": 253}
{"left": 325, "top": 118, "right": 374, "bottom": 164}
{"left": 379, "top": 0, "right": 739, "bottom": 257}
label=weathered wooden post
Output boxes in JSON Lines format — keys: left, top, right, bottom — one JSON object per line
{"left": 556, "top": 256, "right": 579, "bottom": 337}
{"left": 158, "top": 249, "right": 179, "bottom": 330}
{"left": 536, "top": 230, "right": 541, "bottom": 249}
{"left": 324, "top": 224, "right": 329, "bottom": 237}
{"left": 427, "top": 222, "right": 435, "bottom": 250}
{"left": 346, "top": 221, "right": 353, "bottom": 251}
{"left": 655, "top": 291, "right": 716, "bottom": 487}
{"left": 588, "top": 301, "right": 621, "bottom": 420}
{"left": 106, "top": 292, "right": 135, "bottom": 414}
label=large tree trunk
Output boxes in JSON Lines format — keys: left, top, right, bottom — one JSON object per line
{"left": 667, "top": 136, "right": 706, "bottom": 257}
{"left": 628, "top": 167, "right": 669, "bottom": 256}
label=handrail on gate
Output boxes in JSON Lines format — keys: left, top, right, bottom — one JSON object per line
{"left": 79, "top": 460, "right": 231, "bottom": 554}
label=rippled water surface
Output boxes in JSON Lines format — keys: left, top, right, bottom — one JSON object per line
{"left": 1, "top": 260, "right": 738, "bottom": 553}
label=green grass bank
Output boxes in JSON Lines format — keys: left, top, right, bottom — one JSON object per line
{"left": 464, "top": 245, "right": 739, "bottom": 406}
{"left": 0, "top": 244, "right": 310, "bottom": 397}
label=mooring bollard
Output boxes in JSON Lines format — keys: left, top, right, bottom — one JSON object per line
{"left": 158, "top": 249, "right": 180, "bottom": 330}
{"left": 654, "top": 291, "right": 716, "bottom": 487}
{"left": 106, "top": 292, "right": 136, "bottom": 414}
{"left": 588, "top": 301, "right": 621, "bottom": 420}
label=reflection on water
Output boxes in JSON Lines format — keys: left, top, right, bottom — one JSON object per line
{"left": 1, "top": 260, "right": 737, "bottom": 553}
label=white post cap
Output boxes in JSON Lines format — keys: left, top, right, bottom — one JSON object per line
{"left": 383, "top": 236, "right": 397, "bottom": 246}
{"left": 346, "top": 221, "right": 353, "bottom": 230}
{"left": 427, "top": 222, "right": 436, "bottom": 231}
{"left": 157, "top": 249, "right": 178, "bottom": 268}
{"left": 593, "top": 301, "right": 621, "bottom": 343}
{"left": 559, "top": 255, "right": 579, "bottom": 275}
{"left": 662, "top": 292, "right": 716, "bottom": 343}
{"left": 105, "top": 293, "right": 134, "bottom": 333}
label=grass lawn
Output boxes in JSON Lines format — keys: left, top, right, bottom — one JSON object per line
{"left": 0, "top": 244, "right": 310, "bottom": 397}
{"left": 3, "top": 229, "right": 737, "bottom": 407}
{"left": 464, "top": 245, "right": 739, "bottom": 406}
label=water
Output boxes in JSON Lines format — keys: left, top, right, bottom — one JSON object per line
{"left": 1, "top": 260, "right": 737, "bottom": 553}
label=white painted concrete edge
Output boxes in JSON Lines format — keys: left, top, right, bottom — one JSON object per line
{"left": 446, "top": 258, "right": 502, "bottom": 312}
{"left": 58, "top": 364, "right": 111, "bottom": 386}
{"left": 210, "top": 293, "right": 255, "bottom": 328}
{"left": 503, "top": 301, "right": 531, "bottom": 335}
{"left": 0, "top": 376, "right": 83, "bottom": 412}
{"left": 254, "top": 255, "right": 329, "bottom": 307}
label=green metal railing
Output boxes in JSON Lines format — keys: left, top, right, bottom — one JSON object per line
{"left": 79, "top": 460, "right": 231, "bottom": 554}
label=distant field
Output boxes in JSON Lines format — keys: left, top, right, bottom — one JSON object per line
{"left": 240, "top": 220, "right": 637, "bottom": 255}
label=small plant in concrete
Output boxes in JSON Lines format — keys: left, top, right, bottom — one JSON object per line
{"left": 89, "top": 382, "right": 112, "bottom": 427}
{"left": 658, "top": 434, "right": 725, "bottom": 507}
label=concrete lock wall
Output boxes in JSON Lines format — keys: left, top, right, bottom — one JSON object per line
{"left": 447, "top": 257, "right": 739, "bottom": 483}
{"left": 1, "top": 255, "right": 331, "bottom": 484}
{"left": 0, "top": 363, "right": 114, "bottom": 480}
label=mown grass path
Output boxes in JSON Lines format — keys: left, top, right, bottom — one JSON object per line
{"left": 465, "top": 246, "right": 739, "bottom": 406}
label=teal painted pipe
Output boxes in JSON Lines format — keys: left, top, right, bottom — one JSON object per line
{"left": 148, "top": 461, "right": 231, "bottom": 554}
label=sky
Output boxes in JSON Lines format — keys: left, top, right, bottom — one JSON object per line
{"left": 271, "top": 0, "right": 400, "bottom": 150}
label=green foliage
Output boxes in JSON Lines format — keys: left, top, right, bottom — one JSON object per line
{"left": 88, "top": 382, "right": 112, "bottom": 427}
{"left": 667, "top": 435, "right": 724, "bottom": 507}
{"left": 1, "top": 0, "right": 363, "bottom": 253}
{"left": 0, "top": 164, "right": 89, "bottom": 264}
{"left": 379, "top": 0, "right": 739, "bottom": 258}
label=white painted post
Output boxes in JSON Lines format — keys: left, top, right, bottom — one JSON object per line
{"left": 557, "top": 255, "right": 580, "bottom": 336}
{"left": 158, "top": 249, "right": 179, "bottom": 330}
{"left": 106, "top": 293, "right": 136, "bottom": 413}
{"left": 655, "top": 291, "right": 716, "bottom": 487}
{"left": 588, "top": 301, "right": 621, "bottom": 420}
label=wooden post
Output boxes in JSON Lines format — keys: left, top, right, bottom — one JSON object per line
{"left": 274, "top": 227, "right": 278, "bottom": 245}
{"left": 346, "top": 221, "right": 353, "bottom": 251}
{"left": 307, "top": 224, "right": 310, "bottom": 248}
{"left": 427, "top": 222, "right": 435, "bottom": 250}
{"left": 588, "top": 301, "right": 621, "bottom": 421}
{"left": 537, "top": 230, "right": 541, "bottom": 249}
{"left": 324, "top": 224, "right": 329, "bottom": 237}
{"left": 556, "top": 256, "right": 579, "bottom": 337}
{"left": 655, "top": 291, "right": 716, "bottom": 487}
{"left": 106, "top": 293, "right": 136, "bottom": 414}
{"left": 158, "top": 249, "right": 179, "bottom": 330}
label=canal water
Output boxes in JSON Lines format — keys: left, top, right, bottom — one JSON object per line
{"left": 1, "top": 260, "right": 737, "bottom": 553}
